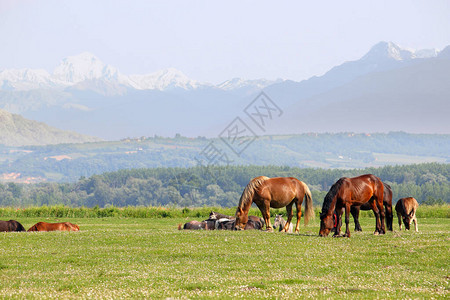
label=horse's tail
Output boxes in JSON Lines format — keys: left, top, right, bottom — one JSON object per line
{"left": 236, "top": 176, "right": 269, "bottom": 215}
{"left": 302, "top": 183, "right": 315, "bottom": 226}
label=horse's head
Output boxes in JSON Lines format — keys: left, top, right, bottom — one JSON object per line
{"left": 402, "top": 210, "right": 414, "bottom": 230}
{"left": 319, "top": 212, "right": 334, "bottom": 237}
{"left": 234, "top": 208, "right": 248, "bottom": 231}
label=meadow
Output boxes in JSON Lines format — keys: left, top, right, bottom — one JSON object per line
{"left": 0, "top": 208, "right": 449, "bottom": 299}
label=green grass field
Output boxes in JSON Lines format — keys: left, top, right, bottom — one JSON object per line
{"left": 1, "top": 216, "right": 449, "bottom": 299}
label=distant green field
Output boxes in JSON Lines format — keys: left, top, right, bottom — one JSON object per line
{"left": 1, "top": 216, "right": 448, "bottom": 299}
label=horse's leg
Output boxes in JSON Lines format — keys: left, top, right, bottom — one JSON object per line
{"left": 413, "top": 213, "right": 418, "bottom": 232}
{"left": 385, "top": 203, "right": 393, "bottom": 231}
{"left": 343, "top": 204, "right": 351, "bottom": 238}
{"left": 283, "top": 202, "right": 294, "bottom": 233}
{"left": 256, "top": 201, "right": 273, "bottom": 231}
{"left": 351, "top": 206, "right": 362, "bottom": 231}
{"left": 371, "top": 200, "right": 382, "bottom": 235}
{"left": 333, "top": 206, "right": 344, "bottom": 237}
{"left": 397, "top": 212, "right": 402, "bottom": 230}
{"left": 378, "top": 198, "right": 386, "bottom": 234}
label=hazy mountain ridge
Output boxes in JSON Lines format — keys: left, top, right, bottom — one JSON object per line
{"left": 0, "top": 109, "right": 101, "bottom": 146}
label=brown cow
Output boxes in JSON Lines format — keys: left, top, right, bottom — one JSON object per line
{"left": 395, "top": 197, "right": 419, "bottom": 232}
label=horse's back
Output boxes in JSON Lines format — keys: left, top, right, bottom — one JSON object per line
{"left": 0, "top": 220, "right": 26, "bottom": 232}
{"left": 396, "top": 197, "right": 418, "bottom": 214}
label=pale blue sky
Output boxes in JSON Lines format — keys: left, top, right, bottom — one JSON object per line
{"left": 1, "top": 0, "right": 449, "bottom": 83}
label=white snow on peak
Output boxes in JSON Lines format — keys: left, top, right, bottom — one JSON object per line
{"left": 362, "top": 41, "right": 439, "bottom": 61}
{"left": 218, "top": 77, "right": 282, "bottom": 90}
{"left": 53, "top": 52, "right": 123, "bottom": 83}
{"left": 0, "top": 42, "right": 444, "bottom": 92}
{"left": 0, "top": 68, "right": 55, "bottom": 90}
{"left": 128, "top": 68, "right": 203, "bottom": 90}
{"left": 414, "top": 48, "right": 439, "bottom": 58}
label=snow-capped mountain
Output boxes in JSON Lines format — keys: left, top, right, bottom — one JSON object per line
{"left": 129, "top": 68, "right": 205, "bottom": 90}
{"left": 361, "top": 41, "right": 439, "bottom": 62}
{"left": 0, "top": 41, "right": 448, "bottom": 140}
{"left": 217, "top": 77, "right": 282, "bottom": 91}
{"left": 0, "top": 52, "right": 207, "bottom": 92}
{"left": 0, "top": 68, "right": 54, "bottom": 90}
{"left": 53, "top": 52, "right": 124, "bottom": 84}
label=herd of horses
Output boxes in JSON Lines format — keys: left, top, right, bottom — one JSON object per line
{"left": 180, "top": 174, "right": 419, "bottom": 237}
{"left": 0, "top": 221, "right": 80, "bottom": 232}
{"left": 2, "top": 174, "right": 419, "bottom": 237}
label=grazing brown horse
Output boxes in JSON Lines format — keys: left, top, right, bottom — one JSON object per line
{"left": 319, "top": 174, "right": 385, "bottom": 237}
{"left": 349, "top": 182, "right": 394, "bottom": 232}
{"left": 235, "top": 176, "right": 314, "bottom": 233}
{"left": 0, "top": 220, "right": 26, "bottom": 232}
{"left": 395, "top": 197, "right": 419, "bottom": 232}
{"left": 28, "top": 222, "right": 80, "bottom": 232}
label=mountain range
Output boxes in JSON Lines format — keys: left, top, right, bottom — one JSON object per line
{"left": 0, "top": 41, "right": 449, "bottom": 140}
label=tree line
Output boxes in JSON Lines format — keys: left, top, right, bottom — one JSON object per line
{"left": 0, "top": 163, "right": 448, "bottom": 208}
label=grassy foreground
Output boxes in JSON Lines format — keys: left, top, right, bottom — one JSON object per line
{"left": 0, "top": 216, "right": 449, "bottom": 299}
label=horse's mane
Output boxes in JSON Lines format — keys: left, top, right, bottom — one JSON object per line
{"left": 238, "top": 176, "right": 270, "bottom": 209}
{"left": 321, "top": 177, "right": 345, "bottom": 215}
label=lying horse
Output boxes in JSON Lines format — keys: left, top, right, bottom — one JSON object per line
{"left": 178, "top": 220, "right": 209, "bottom": 230}
{"left": 0, "top": 220, "right": 26, "bottom": 232}
{"left": 216, "top": 218, "right": 263, "bottom": 230}
{"left": 235, "top": 176, "right": 314, "bottom": 233}
{"left": 208, "top": 211, "right": 233, "bottom": 220}
{"left": 28, "top": 222, "right": 80, "bottom": 232}
{"left": 320, "top": 174, "right": 385, "bottom": 237}
{"left": 395, "top": 197, "right": 419, "bottom": 232}
{"left": 273, "top": 215, "right": 293, "bottom": 233}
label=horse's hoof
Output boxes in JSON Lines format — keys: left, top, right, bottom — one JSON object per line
{"left": 373, "top": 231, "right": 379, "bottom": 235}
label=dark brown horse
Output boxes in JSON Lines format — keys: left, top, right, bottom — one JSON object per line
{"left": 319, "top": 174, "right": 385, "bottom": 237}
{"left": 349, "top": 182, "right": 393, "bottom": 232}
{"left": 28, "top": 222, "right": 80, "bottom": 232}
{"left": 235, "top": 176, "right": 314, "bottom": 232}
{"left": 395, "top": 197, "right": 419, "bottom": 232}
{"left": 0, "top": 220, "right": 26, "bottom": 232}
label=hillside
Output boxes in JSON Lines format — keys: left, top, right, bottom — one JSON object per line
{"left": 0, "top": 132, "right": 448, "bottom": 182}
{"left": 0, "top": 109, "right": 101, "bottom": 146}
